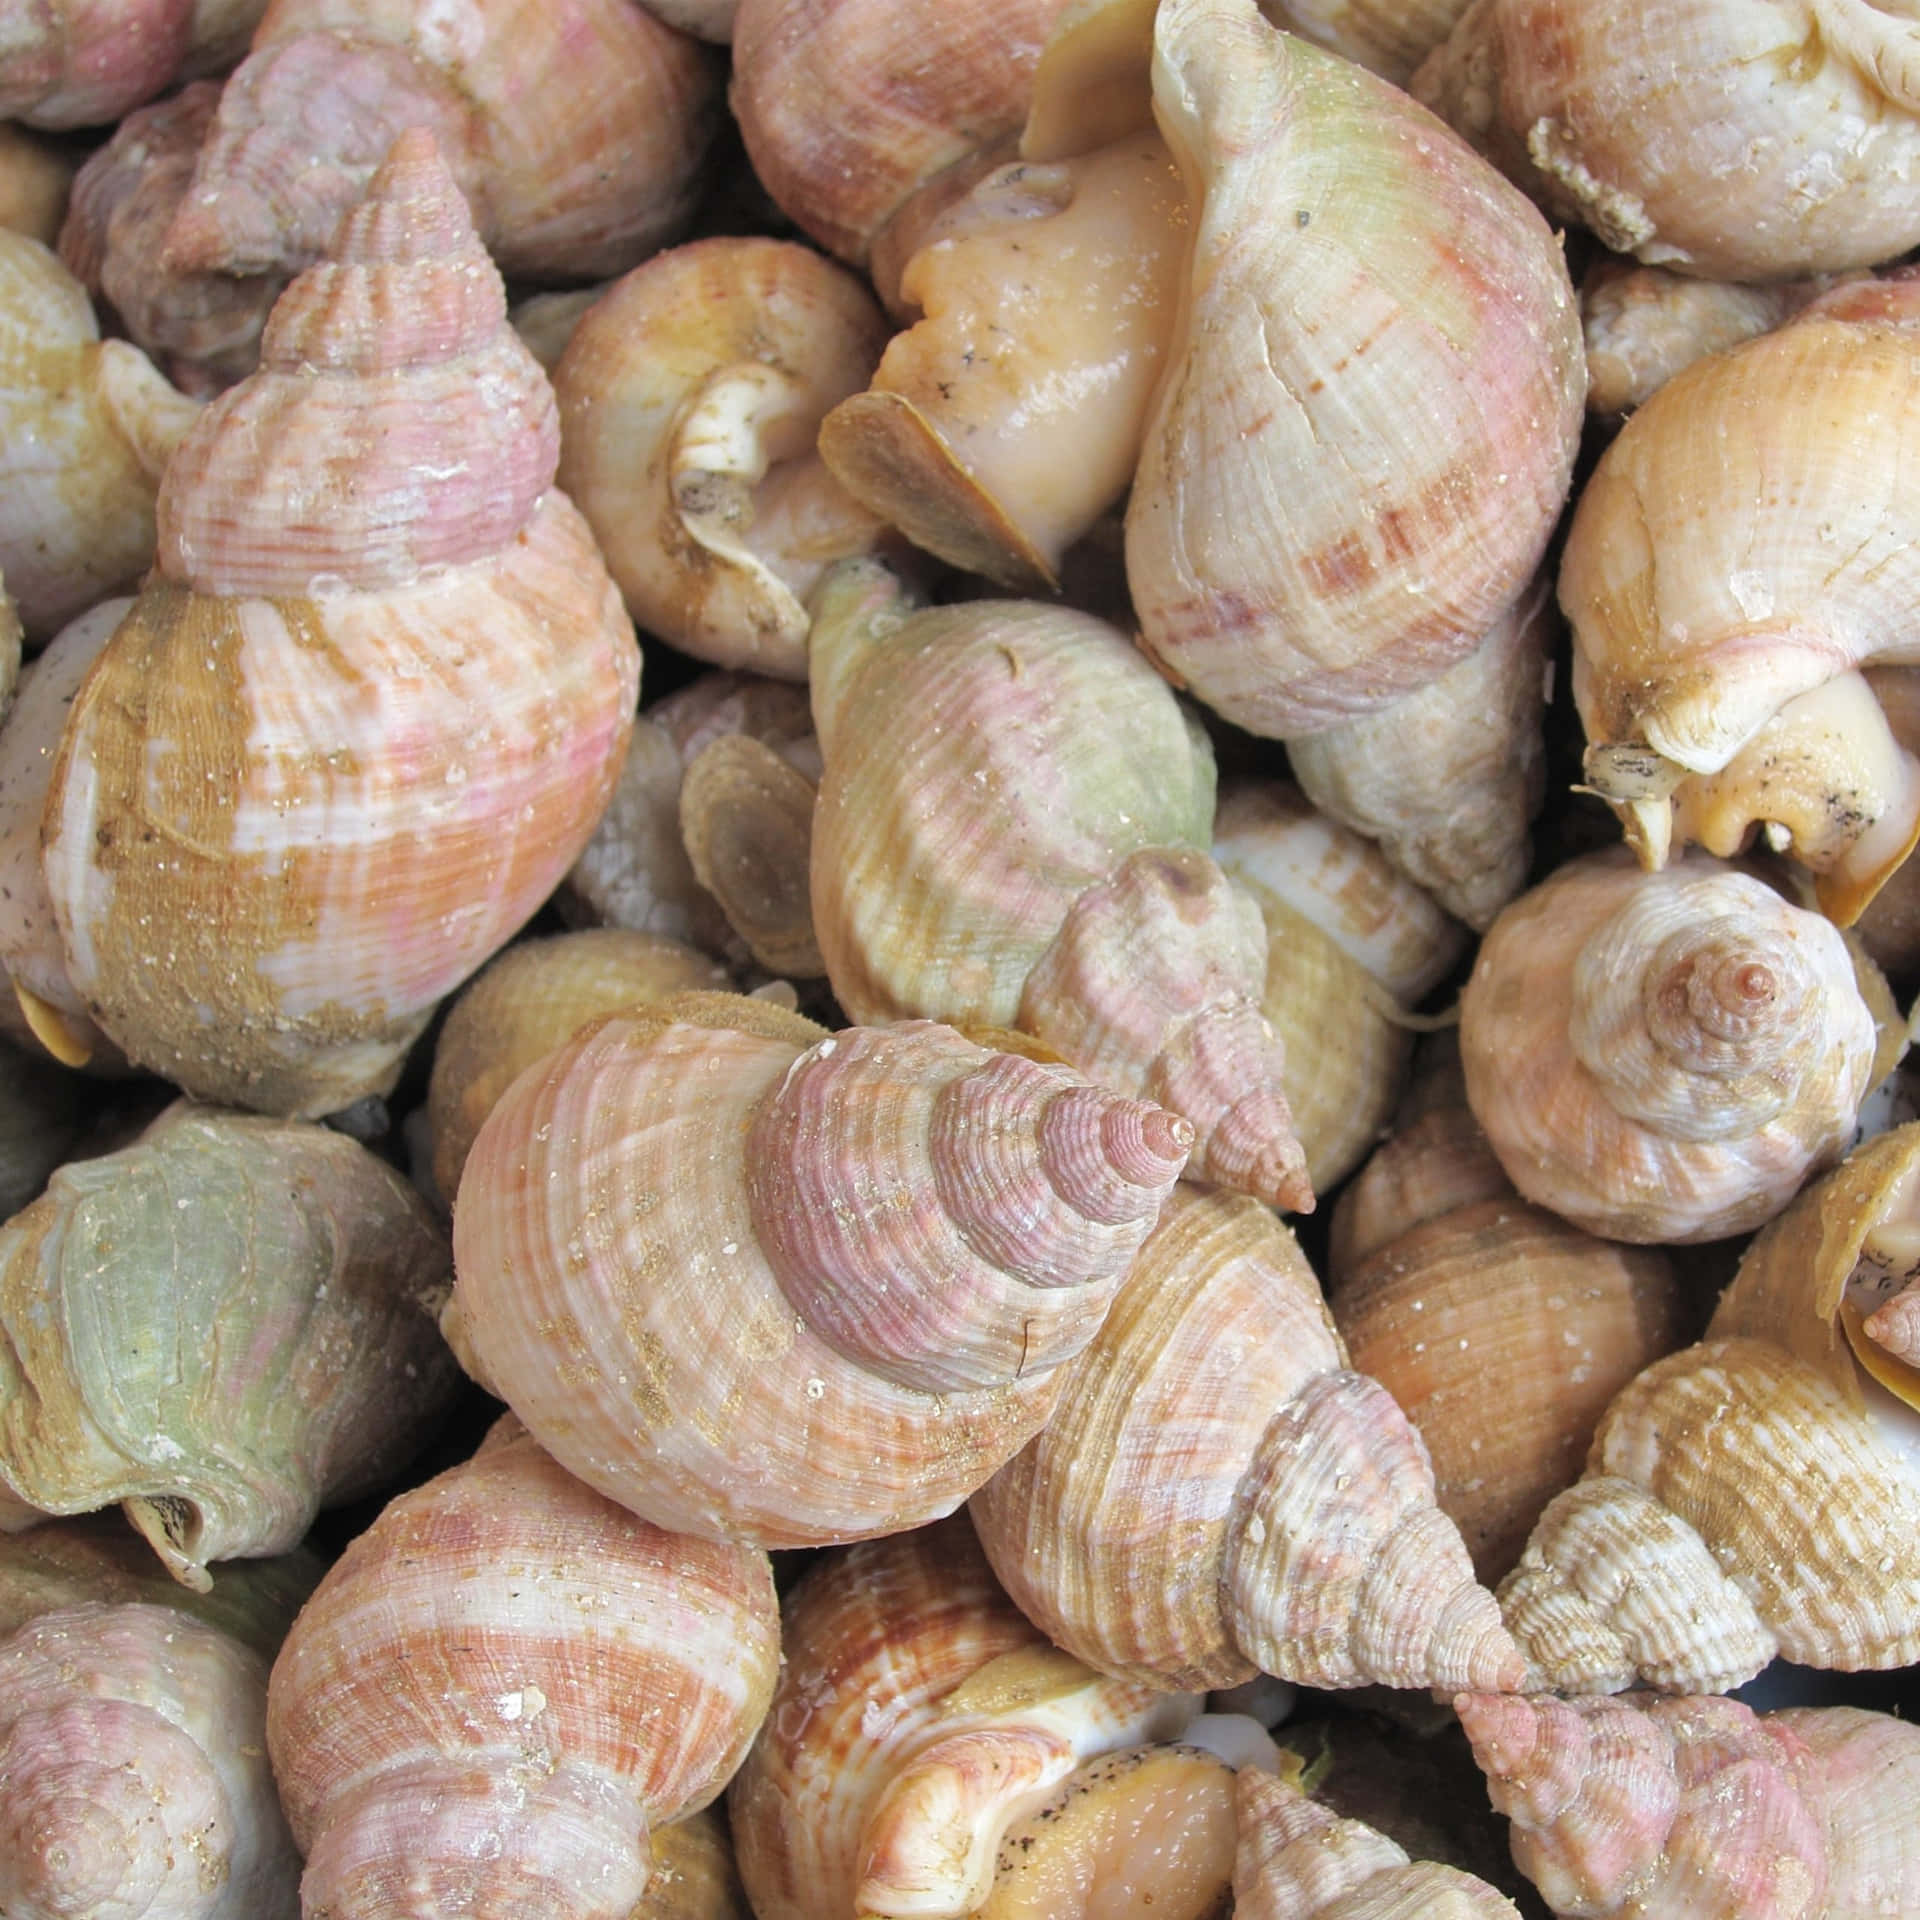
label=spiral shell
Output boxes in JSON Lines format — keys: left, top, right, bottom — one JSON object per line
{"left": 1458, "top": 849, "right": 1885, "bottom": 1243}
{"left": 1124, "top": 0, "right": 1583, "bottom": 741}
{"left": 449, "top": 993, "right": 1190, "bottom": 1546}
{"left": 971, "top": 1181, "right": 1524, "bottom": 1696}
{"left": 730, "top": 1514, "right": 1202, "bottom": 1919}
{"left": 268, "top": 1417, "right": 780, "bottom": 1920}
{"left": 0, "top": 1101, "right": 460, "bottom": 1589}
{"left": 164, "top": 0, "right": 719, "bottom": 286}
{"left": 1459, "top": 1690, "right": 1920, "bottom": 1920}
{"left": 40, "top": 130, "right": 642, "bottom": 1117}
{"left": 1497, "top": 1121, "right": 1920, "bottom": 1695}
{"left": 1564, "top": 284, "right": 1920, "bottom": 923}
{"left": 0, "top": 1600, "right": 300, "bottom": 1920}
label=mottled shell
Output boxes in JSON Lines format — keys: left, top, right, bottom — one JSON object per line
{"left": 1498, "top": 1122, "right": 1920, "bottom": 1694}
{"left": 40, "top": 132, "right": 641, "bottom": 1117}
{"left": 0, "top": 1600, "right": 300, "bottom": 1920}
{"left": 449, "top": 995, "right": 1190, "bottom": 1547}
{"left": 166, "top": 0, "right": 719, "bottom": 284}
{"left": 0, "top": 230, "right": 198, "bottom": 637}
{"left": 1212, "top": 778, "right": 1466, "bottom": 1191}
{"left": 1328, "top": 1106, "right": 1689, "bottom": 1583}
{"left": 268, "top": 1420, "right": 780, "bottom": 1920}
{"left": 971, "top": 1181, "right": 1524, "bottom": 1696}
{"left": 1413, "top": 0, "right": 1920, "bottom": 279}
{"left": 555, "top": 236, "right": 890, "bottom": 680}
{"left": 1564, "top": 289, "right": 1920, "bottom": 922}
{"left": 1125, "top": 0, "right": 1583, "bottom": 741}
{"left": 1286, "top": 574, "right": 1552, "bottom": 931}
{"left": 1459, "top": 1691, "right": 1920, "bottom": 1920}
{"left": 729, "top": 0, "right": 1069, "bottom": 264}
{"left": 425, "top": 926, "right": 728, "bottom": 1207}
{"left": 1233, "top": 1768, "right": 1520, "bottom": 1920}
{"left": 731, "top": 1514, "right": 1202, "bottom": 1920}
{"left": 1459, "top": 849, "right": 1884, "bottom": 1243}
{"left": 0, "top": 1102, "right": 460, "bottom": 1589}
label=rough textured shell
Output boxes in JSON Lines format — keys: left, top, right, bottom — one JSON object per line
{"left": 730, "top": 1514, "right": 1200, "bottom": 1920}
{"left": 0, "top": 1600, "right": 300, "bottom": 1920}
{"left": 971, "top": 1181, "right": 1523, "bottom": 1696}
{"left": 40, "top": 132, "right": 641, "bottom": 1116}
{"left": 1413, "top": 0, "right": 1920, "bottom": 278}
{"left": 449, "top": 996, "right": 1189, "bottom": 1546}
{"left": 0, "top": 1102, "right": 460, "bottom": 1589}
{"left": 1125, "top": 0, "right": 1583, "bottom": 740}
{"left": 729, "top": 0, "right": 1068, "bottom": 263}
{"left": 1459, "top": 849, "right": 1883, "bottom": 1243}
{"left": 555, "top": 235, "right": 891, "bottom": 680}
{"left": 1563, "top": 295, "right": 1920, "bottom": 922}
{"left": 268, "top": 1419, "right": 780, "bottom": 1920}
{"left": 165, "top": 0, "right": 719, "bottom": 282}
{"left": 1497, "top": 1122, "right": 1920, "bottom": 1694}
{"left": 1459, "top": 1690, "right": 1920, "bottom": 1920}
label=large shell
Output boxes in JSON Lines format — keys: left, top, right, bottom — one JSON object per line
{"left": 1412, "top": 0, "right": 1920, "bottom": 279}
{"left": 730, "top": 1514, "right": 1202, "bottom": 1919}
{"left": 1458, "top": 848, "right": 1886, "bottom": 1243}
{"left": 1124, "top": 0, "right": 1583, "bottom": 742}
{"left": 0, "top": 1600, "right": 300, "bottom": 1920}
{"left": 1459, "top": 1690, "right": 1920, "bottom": 1920}
{"left": 267, "top": 1417, "right": 780, "bottom": 1920}
{"left": 164, "top": 0, "right": 719, "bottom": 286}
{"left": 448, "top": 993, "right": 1190, "bottom": 1547}
{"left": 809, "top": 563, "right": 1308, "bottom": 1211}
{"left": 0, "top": 1101, "right": 460, "bottom": 1589}
{"left": 970, "top": 1181, "right": 1524, "bottom": 1696}
{"left": 40, "top": 131, "right": 642, "bottom": 1117}
{"left": 1563, "top": 283, "right": 1920, "bottom": 923}
{"left": 728, "top": 0, "right": 1069, "bottom": 265}
{"left": 1497, "top": 1121, "right": 1920, "bottom": 1694}
{"left": 554, "top": 236, "right": 891, "bottom": 680}
{"left": 0, "top": 230, "right": 198, "bottom": 637}
{"left": 1327, "top": 1097, "right": 1688, "bottom": 1583}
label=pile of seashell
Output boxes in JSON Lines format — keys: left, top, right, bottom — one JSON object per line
{"left": 5, "top": 0, "right": 1920, "bottom": 1914}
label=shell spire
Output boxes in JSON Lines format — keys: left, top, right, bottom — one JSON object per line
{"left": 158, "top": 127, "right": 558, "bottom": 600}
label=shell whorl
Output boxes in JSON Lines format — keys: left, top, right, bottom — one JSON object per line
{"left": 746, "top": 1020, "right": 1193, "bottom": 1392}
{"left": 156, "top": 128, "right": 559, "bottom": 599}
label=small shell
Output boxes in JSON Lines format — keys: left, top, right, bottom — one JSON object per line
{"left": 1286, "top": 573, "right": 1552, "bottom": 931}
{"left": 1125, "top": 0, "right": 1583, "bottom": 740}
{"left": 448, "top": 995, "right": 1190, "bottom": 1546}
{"left": 1211, "top": 778, "right": 1467, "bottom": 1191}
{"left": 1413, "top": 0, "right": 1920, "bottom": 278}
{"left": 268, "top": 1418, "right": 780, "bottom": 1920}
{"left": 0, "top": 230, "right": 199, "bottom": 637}
{"left": 971, "top": 1181, "right": 1524, "bottom": 1696}
{"left": 1459, "top": 1691, "right": 1920, "bottom": 1920}
{"left": 41, "top": 131, "right": 642, "bottom": 1116}
{"left": 1233, "top": 1768, "right": 1521, "bottom": 1920}
{"left": 0, "top": 1101, "right": 461, "bottom": 1589}
{"left": 424, "top": 926, "right": 730, "bottom": 1206}
{"left": 554, "top": 236, "right": 892, "bottom": 679}
{"left": 0, "top": 123, "right": 75, "bottom": 246}
{"left": 1327, "top": 1101, "right": 1689, "bottom": 1583}
{"left": 1497, "top": 1122, "right": 1920, "bottom": 1694}
{"left": 1565, "top": 285, "right": 1920, "bottom": 923}
{"left": 1458, "top": 849, "right": 1885, "bottom": 1243}
{"left": 165, "top": 0, "right": 720, "bottom": 285}
{"left": 0, "top": 1600, "right": 300, "bottom": 1920}
{"left": 730, "top": 1514, "right": 1203, "bottom": 1920}
{"left": 728, "top": 0, "right": 1068, "bottom": 264}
